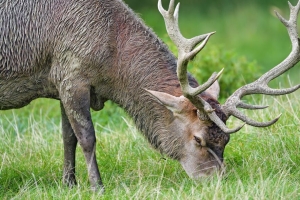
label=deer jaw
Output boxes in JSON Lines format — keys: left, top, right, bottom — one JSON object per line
{"left": 146, "top": 89, "right": 228, "bottom": 178}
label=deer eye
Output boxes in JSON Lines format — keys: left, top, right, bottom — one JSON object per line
{"left": 194, "top": 136, "right": 202, "bottom": 146}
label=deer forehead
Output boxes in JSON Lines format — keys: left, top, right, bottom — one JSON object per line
{"left": 174, "top": 113, "right": 210, "bottom": 137}
{"left": 175, "top": 96, "right": 198, "bottom": 112}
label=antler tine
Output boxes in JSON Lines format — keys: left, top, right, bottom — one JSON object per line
{"left": 255, "top": 84, "right": 300, "bottom": 95}
{"left": 158, "top": 0, "right": 185, "bottom": 50}
{"left": 158, "top": 0, "right": 215, "bottom": 53}
{"left": 206, "top": 107, "right": 246, "bottom": 134}
{"left": 158, "top": 0, "right": 221, "bottom": 101}
{"left": 238, "top": 102, "right": 269, "bottom": 110}
{"left": 221, "top": 0, "right": 300, "bottom": 133}
{"left": 226, "top": 105, "right": 282, "bottom": 127}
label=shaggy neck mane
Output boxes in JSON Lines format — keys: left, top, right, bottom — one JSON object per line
{"left": 108, "top": 1, "right": 213, "bottom": 159}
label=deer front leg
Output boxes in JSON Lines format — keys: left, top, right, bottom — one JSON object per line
{"left": 60, "top": 102, "right": 78, "bottom": 187}
{"left": 59, "top": 80, "right": 104, "bottom": 192}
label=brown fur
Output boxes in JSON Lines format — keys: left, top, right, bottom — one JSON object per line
{"left": 0, "top": 0, "right": 228, "bottom": 191}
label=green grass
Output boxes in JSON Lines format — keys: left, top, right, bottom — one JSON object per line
{"left": 0, "top": 88, "right": 299, "bottom": 199}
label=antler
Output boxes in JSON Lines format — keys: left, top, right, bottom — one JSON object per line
{"left": 158, "top": 0, "right": 244, "bottom": 133}
{"left": 158, "top": 0, "right": 223, "bottom": 97}
{"left": 158, "top": 0, "right": 243, "bottom": 133}
{"left": 220, "top": 1, "right": 300, "bottom": 132}
{"left": 159, "top": 0, "right": 300, "bottom": 134}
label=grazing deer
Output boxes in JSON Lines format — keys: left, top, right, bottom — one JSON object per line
{"left": 0, "top": 0, "right": 299, "bottom": 191}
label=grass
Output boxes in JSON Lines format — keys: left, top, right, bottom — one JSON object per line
{"left": 0, "top": 88, "right": 299, "bottom": 199}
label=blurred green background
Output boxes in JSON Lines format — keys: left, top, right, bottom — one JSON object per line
{"left": 124, "top": 0, "right": 299, "bottom": 97}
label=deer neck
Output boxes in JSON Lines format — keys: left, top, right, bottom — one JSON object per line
{"left": 118, "top": 87, "right": 186, "bottom": 160}
{"left": 101, "top": 3, "right": 203, "bottom": 159}
{"left": 111, "top": 31, "right": 183, "bottom": 159}
{"left": 111, "top": 38, "right": 186, "bottom": 159}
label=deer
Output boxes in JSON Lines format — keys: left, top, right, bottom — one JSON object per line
{"left": 0, "top": 0, "right": 300, "bottom": 192}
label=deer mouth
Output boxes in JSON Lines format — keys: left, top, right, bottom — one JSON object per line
{"left": 180, "top": 147, "right": 226, "bottom": 179}
{"left": 206, "top": 147, "right": 226, "bottom": 174}
{"left": 195, "top": 148, "right": 226, "bottom": 178}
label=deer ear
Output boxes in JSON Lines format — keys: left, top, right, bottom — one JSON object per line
{"left": 205, "top": 81, "right": 220, "bottom": 100}
{"left": 145, "top": 89, "right": 182, "bottom": 112}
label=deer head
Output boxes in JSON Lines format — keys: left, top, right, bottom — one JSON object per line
{"left": 148, "top": 0, "right": 300, "bottom": 178}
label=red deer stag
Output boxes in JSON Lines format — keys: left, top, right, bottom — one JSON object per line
{"left": 0, "top": 0, "right": 299, "bottom": 192}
